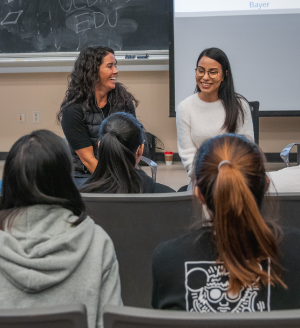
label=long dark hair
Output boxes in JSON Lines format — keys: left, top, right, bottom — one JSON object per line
{"left": 57, "top": 46, "right": 138, "bottom": 123}
{"left": 194, "top": 134, "right": 285, "bottom": 293}
{"left": 80, "top": 113, "right": 144, "bottom": 193}
{"left": 0, "top": 130, "right": 86, "bottom": 229}
{"left": 195, "top": 48, "right": 246, "bottom": 132}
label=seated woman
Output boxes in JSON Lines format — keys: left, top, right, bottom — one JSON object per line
{"left": 0, "top": 130, "right": 121, "bottom": 328}
{"left": 58, "top": 46, "right": 138, "bottom": 187}
{"left": 80, "top": 113, "right": 175, "bottom": 194}
{"left": 177, "top": 48, "right": 254, "bottom": 183}
{"left": 152, "top": 134, "right": 300, "bottom": 312}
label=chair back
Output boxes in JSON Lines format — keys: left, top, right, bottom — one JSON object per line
{"left": 249, "top": 101, "right": 260, "bottom": 144}
{"left": 82, "top": 191, "right": 201, "bottom": 308}
{"left": 280, "top": 143, "right": 300, "bottom": 167}
{"left": 0, "top": 303, "right": 87, "bottom": 328}
{"left": 104, "top": 305, "right": 300, "bottom": 328}
{"left": 267, "top": 192, "right": 300, "bottom": 230}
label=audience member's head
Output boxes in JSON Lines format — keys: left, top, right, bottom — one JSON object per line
{"left": 194, "top": 134, "right": 285, "bottom": 293}
{"left": 0, "top": 130, "right": 85, "bottom": 228}
{"left": 80, "top": 112, "right": 145, "bottom": 193}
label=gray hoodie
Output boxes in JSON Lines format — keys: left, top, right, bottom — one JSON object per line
{"left": 0, "top": 205, "right": 122, "bottom": 328}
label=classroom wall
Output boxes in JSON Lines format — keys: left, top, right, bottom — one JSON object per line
{"left": 0, "top": 70, "right": 299, "bottom": 154}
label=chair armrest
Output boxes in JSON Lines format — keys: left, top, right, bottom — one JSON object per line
{"left": 280, "top": 143, "right": 300, "bottom": 167}
{"left": 140, "top": 156, "right": 158, "bottom": 182}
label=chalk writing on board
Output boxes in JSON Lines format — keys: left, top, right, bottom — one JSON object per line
{"left": 1, "top": 11, "right": 23, "bottom": 25}
{"left": 0, "top": 0, "right": 169, "bottom": 53}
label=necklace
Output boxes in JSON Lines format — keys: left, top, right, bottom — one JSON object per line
{"left": 94, "top": 95, "right": 111, "bottom": 120}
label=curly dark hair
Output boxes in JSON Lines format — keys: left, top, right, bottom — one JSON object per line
{"left": 57, "top": 46, "right": 139, "bottom": 123}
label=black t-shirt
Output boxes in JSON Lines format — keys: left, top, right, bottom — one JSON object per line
{"left": 61, "top": 102, "right": 111, "bottom": 151}
{"left": 137, "top": 169, "right": 175, "bottom": 194}
{"left": 152, "top": 227, "right": 300, "bottom": 312}
{"left": 89, "top": 169, "right": 175, "bottom": 194}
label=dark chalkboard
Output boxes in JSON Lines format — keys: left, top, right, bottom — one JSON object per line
{"left": 0, "top": 0, "right": 171, "bottom": 54}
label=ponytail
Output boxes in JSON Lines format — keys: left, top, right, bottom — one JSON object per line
{"left": 195, "top": 134, "right": 286, "bottom": 294}
{"left": 80, "top": 112, "right": 144, "bottom": 194}
{"left": 214, "top": 163, "right": 285, "bottom": 293}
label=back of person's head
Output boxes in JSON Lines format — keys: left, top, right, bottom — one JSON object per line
{"left": 194, "top": 134, "right": 285, "bottom": 293}
{"left": 0, "top": 130, "right": 85, "bottom": 228}
{"left": 80, "top": 112, "right": 144, "bottom": 194}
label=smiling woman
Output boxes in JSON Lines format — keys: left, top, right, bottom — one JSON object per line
{"left": 57, "top": 46, "right": 139, "bottom": 187}
{"left": 176, "top": 47, "right": 254, "bottom": 181}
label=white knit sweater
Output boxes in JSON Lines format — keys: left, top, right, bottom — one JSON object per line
{"left": 176, "top": 94, "right": 254, "bottom": 177}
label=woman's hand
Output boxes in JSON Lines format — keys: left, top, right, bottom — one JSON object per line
{"left": 75, "top": 146, "right": 98, "bottom": 173}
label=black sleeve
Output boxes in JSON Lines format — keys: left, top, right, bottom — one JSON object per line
{"left": 137, "top": 169, "right": 175, "bottom": 193}
{"left": 151, "top": 239, "right": 186, "bottom": 310}
{"left": 152, "top": 242, "right": 168, "bottom": 309}
{"left": 61, "top": 105, "right": 92, "bottom": 151}
{"left": 152, "top": 182, "right": 176, "bottom": 194}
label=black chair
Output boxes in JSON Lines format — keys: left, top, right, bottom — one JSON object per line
{"left": 81, "top": 191, "right": 202, "bottom": 308}
{"left": 267, "top": 192, "right": 300, "bottom": 230}
{"left": 0, "top": 303, "right": 87, "bottom": 328}
{"left": 104, "top": 305, "right": 300, "bottom": 328}
{"left": 249, "top": 101, "right": 260, "bottom": 145}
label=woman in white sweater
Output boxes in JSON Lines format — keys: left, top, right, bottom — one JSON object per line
{"left": 177, "top": 47, "right": 254, "bottom": 179}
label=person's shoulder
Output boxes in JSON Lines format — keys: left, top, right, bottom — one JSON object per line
{"left": 177, "top": 94, "right": 198, "bottom": 111}
{"left": 91, "top": 222, "right": 116, "bottom": 255}
{"left": 152, "top": 182, "right": 175, "bottom": 193}
{"left": 137, "top": 168, "right": 151, "bottom": 180}
{"left": 137, "top": 169, "right": 175, "bottom": 193}
{"left": 137, "top": 169, "right": 154, "bottom": 191}
{"left": 62, "top": 103, "right": 85, "bottom": 118}
{"left": 64, "top": 102, "right": 84, "bottom": 111}
{"left": 154, "top": 229, "right": 210, "bottom": 260}
{"left": 153, "top": 236, "right": 185, "bottom": 265}
{"left": 86, "top": 222, "right": 118, "bottom": 271}
{"left": 92, "top": 220, "right": 114, "bottom": 245}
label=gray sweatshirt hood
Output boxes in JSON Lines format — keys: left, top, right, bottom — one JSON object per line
{"left": 0, "top": 205, "right": 95, "bottom": 293}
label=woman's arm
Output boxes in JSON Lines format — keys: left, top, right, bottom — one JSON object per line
{"left": 176, "top": 103, "right": 198, "bottom": 178}
{"left": 75, "top": 146, "right": 98, "bottom": 173}
{"left": 61, "top": 105, "right": 98, "bottom": 173}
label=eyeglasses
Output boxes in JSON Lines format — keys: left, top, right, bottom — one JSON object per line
{"left": 195, "top": 67, "right": 219, "bottom": 79}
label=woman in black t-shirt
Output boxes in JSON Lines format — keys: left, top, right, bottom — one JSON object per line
{"left": 57, "top": 46, "right": 138, "bottom": 187}
{"left": 80, "top": 112, "right": 174, "bottom": 194}
{"left": 152, "top": 134, "right": 300, "bottom": 312}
